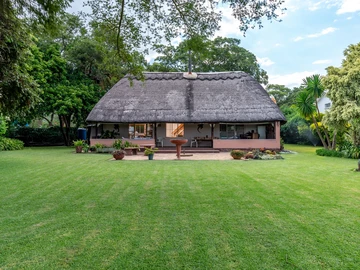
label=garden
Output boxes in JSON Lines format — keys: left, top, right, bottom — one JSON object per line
{"left": 0, "top": 145, "right": 359, "bottom": 269}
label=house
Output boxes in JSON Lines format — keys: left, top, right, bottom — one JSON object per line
{"left": 86, "top": 72, "right": 286, "bottom": 150}
{"left": 317, "top": 91, "right": 332, "bottom": 113}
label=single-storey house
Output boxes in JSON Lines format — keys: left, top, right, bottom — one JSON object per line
{"left": 86, "top": 71, "right": 286, "bottom": 150}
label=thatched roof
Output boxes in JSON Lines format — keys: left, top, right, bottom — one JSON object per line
{"left": 86, "top": 72, "right": 286, "bottom": 123}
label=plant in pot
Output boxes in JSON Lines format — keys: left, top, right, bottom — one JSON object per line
{"left": 113, "top": 139, "right": 124, "bottom": 149}
{"left": 73, "top": 140, "right": 84, "bottom": 153}
{"left": 230, "top": 149, "right": 246, "bottom": 160}
{"left": 144, "top": 148, "right": 158, "bottom": 160}
{"left": 95, "top": 143, "right": 104, "bottom": 153}
{"left": 83, "top": 143, "right": 90, "bottom": 153}
{"left": 112, "top": 149, "right": 126, "bottom": 160}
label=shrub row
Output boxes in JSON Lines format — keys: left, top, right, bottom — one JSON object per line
{"left": 316, "top": 148, "right": 344, "bottom": 158}
{"left": 8, "top": 126, "right": 78, "bottom": 146}
{"left": 0, "top": 137, "right": 24, "bottom": 151}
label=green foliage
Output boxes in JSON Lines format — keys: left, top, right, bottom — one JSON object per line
{"left": 316, "top": 148, "right": 344, "bottom": 158}
{"left": 0, "top": 0, "right": 71, "bottom": 116}
{"left": 73, "top": 140, "right": 85, "bottom": 147}
{"left": 323, "top": 42, "right": 360, "bottom": 147}
{"left": 8, "top": 126, "right": 77, "bottom": 146}
{"left": 280, "top": 105, "right": 316, "bottom": 145}
{"left": 266, "top": 84, "right": 291, "bottom": 106}
{"left": 230, "top": 150, "right": 246, "bottom": 158}
{"left": 86, "top": 0, "right": 284, "bottom": 76}
{"left": 0, "top": 137, "right": 24, "bottom": 151}
{"left": 113, "top": 139, "right": 124, "bottom": 149}
{"left": 144, "top": 147, "right": 158, "bottom": 155}
{"left": 337, "top": 141, "right": 360, "bottom": 159}
{"left": 94, "top": 143, "right": 105, "bottom": 149}
{"left": 0, "top": 116, "right": 7, "bottom": 136}
{"left": 149, "top": 37, "right": 268, "bottom": 84}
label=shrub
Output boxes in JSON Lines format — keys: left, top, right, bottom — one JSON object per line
{"left": 245, "top": 152, "right": 254, "bottom": 159}
{"left": 113, "top": 139, "right": 124, "bottom": 149}
{"left": 0, "top": 137, "right": 24, "bottom": 151}
{"left": 316, "top": 148, "right": 344, "bottom": 158}
{"left": 230, "top": 150, "right": 246, "bottom": 159}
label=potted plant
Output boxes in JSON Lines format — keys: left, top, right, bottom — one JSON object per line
{"left": 112, "top": 149, "right": 126, "bottom": 160}
{"left": 230, "top": 149, "right": 246, "bottom": 159}
{"left": 144, "top": 148, "right": 158, "bottom": 160}
{"left": 73, "top": 140, "right": 84, "bottom": 153}
{"left": 95, "top": 143, "right": 104, "bottom": 153}
{"left": 113, "top": 139, "right": 124, "bottom": 149}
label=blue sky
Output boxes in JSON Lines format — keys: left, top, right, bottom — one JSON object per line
{"left": 68, "top": 0, "right": 360, "bottom": 88}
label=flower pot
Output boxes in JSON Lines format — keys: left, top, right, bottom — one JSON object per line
{"left": 148, "top": 153, "right": 154, "bottom": 160}
{"left": 75, "top": 146, "right": 83, "bottom": 153}
{"left": 113, "top": 152, "right": 125, "bottom": 160}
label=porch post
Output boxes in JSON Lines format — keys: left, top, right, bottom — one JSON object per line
{"left": 211, "top": 123, "right": 214, "bottom": 139}
{"left": 154, "top": 123, "right": 157, "bottom": 140}
{"left": 95, "top": 123, "right": 98, "bottom": 139}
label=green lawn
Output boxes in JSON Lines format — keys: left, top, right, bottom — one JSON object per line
{"left": 0, "top": 145, "right": 359, "bottom": 269}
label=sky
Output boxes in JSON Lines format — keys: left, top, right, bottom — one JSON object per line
{"left": 68, "top": 0, "right": 360, "bottom": 88}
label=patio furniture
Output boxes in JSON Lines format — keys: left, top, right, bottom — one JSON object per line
{"left": 190, "top": 138, "right": 198, "bottom": 148}
{"left": 156, "top": 137, "right": 164, "bottom": 147}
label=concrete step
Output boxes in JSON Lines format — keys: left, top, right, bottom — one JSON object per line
{"left": 157, "top": 149, "right": 220, "bottom": 154}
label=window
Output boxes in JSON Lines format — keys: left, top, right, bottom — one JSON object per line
{"left": 219, "top": 124, "right": 244, "bottom": 139}
{"left": 128, "top": 123, "right": 153, "bottom": 138}
{"left": 166, "top": 123, "right": 184, "bottom": 137}
{"left": 325, "top": 103, "right": 331, "bottom": 110}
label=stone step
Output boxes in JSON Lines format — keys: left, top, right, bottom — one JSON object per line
{"left": 157, "top": 149, "right": 220, "bottom": 154}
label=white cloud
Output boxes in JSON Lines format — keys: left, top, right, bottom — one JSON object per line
{"left": 294, "top": 36, "right": 304, "bottom": 42}
{"left": 337, "top": 0, "right": 360, "bottom": 14}
{"left": 347, "top": 16, "right": 352, "bottom": 20}
{"left": 145, "top": 51, "right": 160, "bottom": 62}
{"left": 214, "top": 7, "right": 241, "bottom": 37}
{"left": 275, "top": 43, "right": 282, "bottom": 47}
{"left": 257, "top": 57, "right": 275, "bottom": 67}
{"left": 294, "top": 27, "right": 337, "bottom": 41}
{"left": 312, "top": 59, "right": 331, "bottom": 65}
{"left": 269, "top": 71, "right": 319, "bottom": 88}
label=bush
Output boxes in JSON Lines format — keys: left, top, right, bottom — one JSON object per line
{"left": 8, "top": 126, "right": 77, "bottom": 146}
{"left": 0, "top": 137, "right": 24, "bottom": 151}
{"left": 316, "top": 148, "right": 344, "bottom": 158}
{"left": 230, "top": 150, "right": 246, "bottom": 159}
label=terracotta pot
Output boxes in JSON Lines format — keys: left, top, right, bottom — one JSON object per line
{"left": 75, "top": 146, "right": 83, "bottom": 153}
{"left": 113, "top": 153, "right": 125, "bottom": 160}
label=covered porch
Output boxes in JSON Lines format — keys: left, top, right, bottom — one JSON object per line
{"left": 88, "top": 121, "right": 281, "bottom": 150}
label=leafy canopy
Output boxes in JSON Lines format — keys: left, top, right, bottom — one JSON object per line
{"left": 148, "top": 36, "right": 268, "bottom": 84}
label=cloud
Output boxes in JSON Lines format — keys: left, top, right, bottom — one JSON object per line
{"left": 337, "top": 0, "right": 360, "bottom": 14}
{"left": 312, "top": 59, "right": 331, "bottom": 65}
{"left": 347, "top": 16, "right": 352, "bottom": 20}
{"left": 269, "top": 71, "right": 319, "bottom": 88}
{"left": 214, "top": 7, "right": 242, "bottom": 37}
{"left": 257, "top": 57, "right": 275, "bottom": 67}
{"left": 294, "top": 27, "right": 337, "bottom": 41}
{"left": 275, "top": 43, "right": 282, "bottom": 47}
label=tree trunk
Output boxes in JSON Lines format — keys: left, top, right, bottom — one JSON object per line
{"left": 312, "top": 115, "right": 328, "bottom": 149}
{"left": 59, "top": 114, "right": 72, "bottom": 146}
{"left": 331, "top": 130, "right": 337, "bottom": 150}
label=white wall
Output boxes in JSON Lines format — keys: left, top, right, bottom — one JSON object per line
{"left": 318, "top": 95, "right": 332, "bottom": 114}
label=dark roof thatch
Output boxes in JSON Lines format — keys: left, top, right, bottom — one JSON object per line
{"left": 86, "top": 72, "right": 286, "bottom": 123}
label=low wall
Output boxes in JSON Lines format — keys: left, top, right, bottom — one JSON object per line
{"left": 213, "top": 139, "right": 280, "bottom": 150}
{"left": 90, "top": 138, "right": 155, "bottom": 147}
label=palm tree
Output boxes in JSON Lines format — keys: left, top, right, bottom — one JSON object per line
{"left": 296, "top": 91, "right": 328, "bottom": 149}
{"left": 299, "top": 74, "right": 336, "bottom": 149}
{"left": 301, "top": 74, "right": 325, "bottom": 115}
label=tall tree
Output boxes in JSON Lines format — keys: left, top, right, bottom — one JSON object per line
{"left": 266, "top": 84, "right": 291, "bottom": 106}
{"left": 86, "top": 0, "right": 285, "bottom": 77}
{"left": 323, "top": 42, "right": 360, "bottom": 146}
{"left": 148, "top": 37, "right": 268, "bottom": 84}
{"left": 0, "top": 0, "right": 72, "bottom": 115}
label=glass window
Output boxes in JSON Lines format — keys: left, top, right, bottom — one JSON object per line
{"left": 166, "top": 123, "right": 184, "bottom": 137}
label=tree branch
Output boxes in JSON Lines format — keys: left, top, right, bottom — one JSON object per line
{"left": 116, "top": 0, "right": 125, "bottom": 55}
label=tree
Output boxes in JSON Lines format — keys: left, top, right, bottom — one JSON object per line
{"left": 0, "top": 0, "right": 72, "bottom": 115}
{"left": 266, "top": 84, "right": 291, "bottom": 106}
{"left": 323, "top": 42, "right": 360, "bottom": 146}
{"left": 86, "top": 0, "right": 285, "bottom": 77}
{"left": 148, "top": 37, "right": 268, "bottom": 84}
{"left": 296, "top": 75, "right": 335, "bottom": 149}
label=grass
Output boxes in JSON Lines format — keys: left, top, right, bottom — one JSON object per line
{"left": 0, "top": 145, "right": 359, "bottom": 269}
